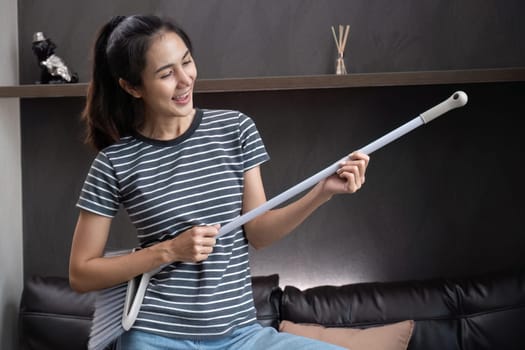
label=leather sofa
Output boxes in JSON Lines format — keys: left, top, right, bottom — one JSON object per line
{"left": 19, "top": 268, "right": 525, "bottom": 349}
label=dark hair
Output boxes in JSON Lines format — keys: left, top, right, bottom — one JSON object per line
{"left": 82, "top": 15, "right": 193, "bottom": 151}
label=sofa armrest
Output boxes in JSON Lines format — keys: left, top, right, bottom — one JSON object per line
{"left": 252, "top": 274, "right": 282, "bottom": 329}
{"left": 19, "top": 276, "right": 97, "bottom": 350}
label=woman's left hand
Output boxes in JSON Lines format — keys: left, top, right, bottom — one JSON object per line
{"left": 320, "top": 152, "right": 370, "bottom": 195}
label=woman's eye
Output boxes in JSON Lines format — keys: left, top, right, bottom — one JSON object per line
{"left": 182, "top": 60, "right": 192, "bottom": 66}
{"left": 160, "top": 71, "right": 173, "bottom": 79}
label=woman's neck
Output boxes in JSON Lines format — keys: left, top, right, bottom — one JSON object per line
{"left": 139, "top": 109, "right": 196, "bottom": 141}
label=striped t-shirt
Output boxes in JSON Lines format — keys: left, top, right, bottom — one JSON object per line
{"left": 77, "top": 109, "right": 270, "bottom": 339}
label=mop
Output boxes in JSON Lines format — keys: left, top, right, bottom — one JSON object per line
{"left": 88, "top": 91, "right": 468, "bottom": 349}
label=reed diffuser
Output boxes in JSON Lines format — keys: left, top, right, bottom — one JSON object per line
{"left": 331, "top": 24, "right": 350, "bottom": 75}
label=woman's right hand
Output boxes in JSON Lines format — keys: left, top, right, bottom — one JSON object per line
{"left": 70, "top": 210, "right": 220, "bottom": 292}
{"left": 158, "top": 224, "right": 220, "bottom": 263}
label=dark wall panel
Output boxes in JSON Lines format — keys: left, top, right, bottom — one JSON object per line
{"left": 20, "top": 98, "right": 138, "bottom": 279}
{"left": 21, "top": 83, "right": 525, "bottom": 288}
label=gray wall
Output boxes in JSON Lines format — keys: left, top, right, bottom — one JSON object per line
{"left": 1, "top": 1, "right": 22, "bottom": 349}
{"left": 18, "top": 1, "right": 525, "bottom": 289}
{"left": 18, "top": 0, "right": 525, "bottom": 83}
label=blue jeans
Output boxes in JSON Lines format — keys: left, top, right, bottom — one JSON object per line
{"left": 118, "top": 323, "right": 346, "bottom": 349}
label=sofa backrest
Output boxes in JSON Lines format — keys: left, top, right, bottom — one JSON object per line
{"left": 280, "top": 268, "right": 525, "bottom": 350}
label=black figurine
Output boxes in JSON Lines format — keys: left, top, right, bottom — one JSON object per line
{"left": 32, "top": 32, "right": 78, "bottom": 84}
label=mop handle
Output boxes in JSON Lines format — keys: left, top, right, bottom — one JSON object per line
{"left": 219, "top": 90, "right": 467, "bottom": 236}
{"left": 122, "top": 91, "right": 468, "bottom": 330}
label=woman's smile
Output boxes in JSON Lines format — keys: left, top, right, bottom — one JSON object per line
{"left": 172, "top": 89, "right": 191, "bottom": 105}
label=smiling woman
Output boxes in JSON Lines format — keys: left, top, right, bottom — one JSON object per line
{"left": 119, "top": 32, "right": 198, "bottom": 140}
{"left": 69, "top": 14, "right": 369, "bottom": 350}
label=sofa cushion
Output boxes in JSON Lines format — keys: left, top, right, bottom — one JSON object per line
{"left": 280, "top": 319, "right": 414, "bottom": 350}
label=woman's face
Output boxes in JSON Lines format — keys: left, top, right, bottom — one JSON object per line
{"left": 134, "top": 31, "right": 197, "bottom": 123}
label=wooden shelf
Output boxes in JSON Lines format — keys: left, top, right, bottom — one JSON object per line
{"left": 1, "top": 68, "right": 524, "bottom": 98}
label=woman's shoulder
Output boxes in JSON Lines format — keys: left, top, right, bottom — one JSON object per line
{"left": 97, "top": 135, "right": 141, "bottom": 159}
{"left": 201, "top": 108, "right": 242, "bottom": 117}
{"left": 200, "top": 108, "right": 254, "bottom": 124}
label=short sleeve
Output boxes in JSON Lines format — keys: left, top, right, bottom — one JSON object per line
{"left": 76, "top": 151, "right": 121, "bottom": 217}
{"left": 238, "top": 113, "right": 270, "bottom": 171}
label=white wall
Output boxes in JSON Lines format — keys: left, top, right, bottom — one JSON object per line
{"left": 0, "top": 0, "right": 22, "bottom": 349}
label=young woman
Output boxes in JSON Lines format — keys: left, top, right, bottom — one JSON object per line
{"left": 69, "top": 15, "right": 369, "bottom": 349}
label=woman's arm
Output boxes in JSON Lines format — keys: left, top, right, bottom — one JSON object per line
{"left": 243, "top": 152, "right": 369, "bottom": 249}
{"left": 69, "top": 210, "right": 218, "bottom": 292}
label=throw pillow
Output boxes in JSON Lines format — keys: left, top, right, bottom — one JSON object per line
{"left": 279, "top": 319, "right": 414, "bottom": 350}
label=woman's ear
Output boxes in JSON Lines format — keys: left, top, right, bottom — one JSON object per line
{"left": 118, "top": 78, "right": 142, "bottom": 98}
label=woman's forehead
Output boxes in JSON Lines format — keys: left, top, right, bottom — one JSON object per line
{"left": 145, "top": 31, "right": 189, "bottom": 70}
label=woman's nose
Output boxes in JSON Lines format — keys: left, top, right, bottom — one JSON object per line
{"left": 175, "top": 67, "right": 192, "bottom": 86}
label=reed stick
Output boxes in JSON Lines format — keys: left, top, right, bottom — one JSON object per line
{"left": 331, "top": 24, "right": 350, "bottom": 74}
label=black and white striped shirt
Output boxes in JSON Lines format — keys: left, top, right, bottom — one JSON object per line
{"left": 77, "top": 109, "right": 269, "bottom": 339}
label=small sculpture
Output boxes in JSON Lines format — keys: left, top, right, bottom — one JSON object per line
{"left": 32, "top": 32, "right": 78, "bottom": 84}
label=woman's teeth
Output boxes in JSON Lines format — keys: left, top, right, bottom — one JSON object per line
{"left": 173, "top": 93, "right": 189, "bottom": 101}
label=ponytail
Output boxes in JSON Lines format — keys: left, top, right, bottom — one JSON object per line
{"left": 82, "top": 16, "right": 135, "bottom": 151}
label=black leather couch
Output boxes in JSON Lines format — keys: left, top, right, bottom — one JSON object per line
{"left": 19, "top": 268, "right": 525, "bottom": 350}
